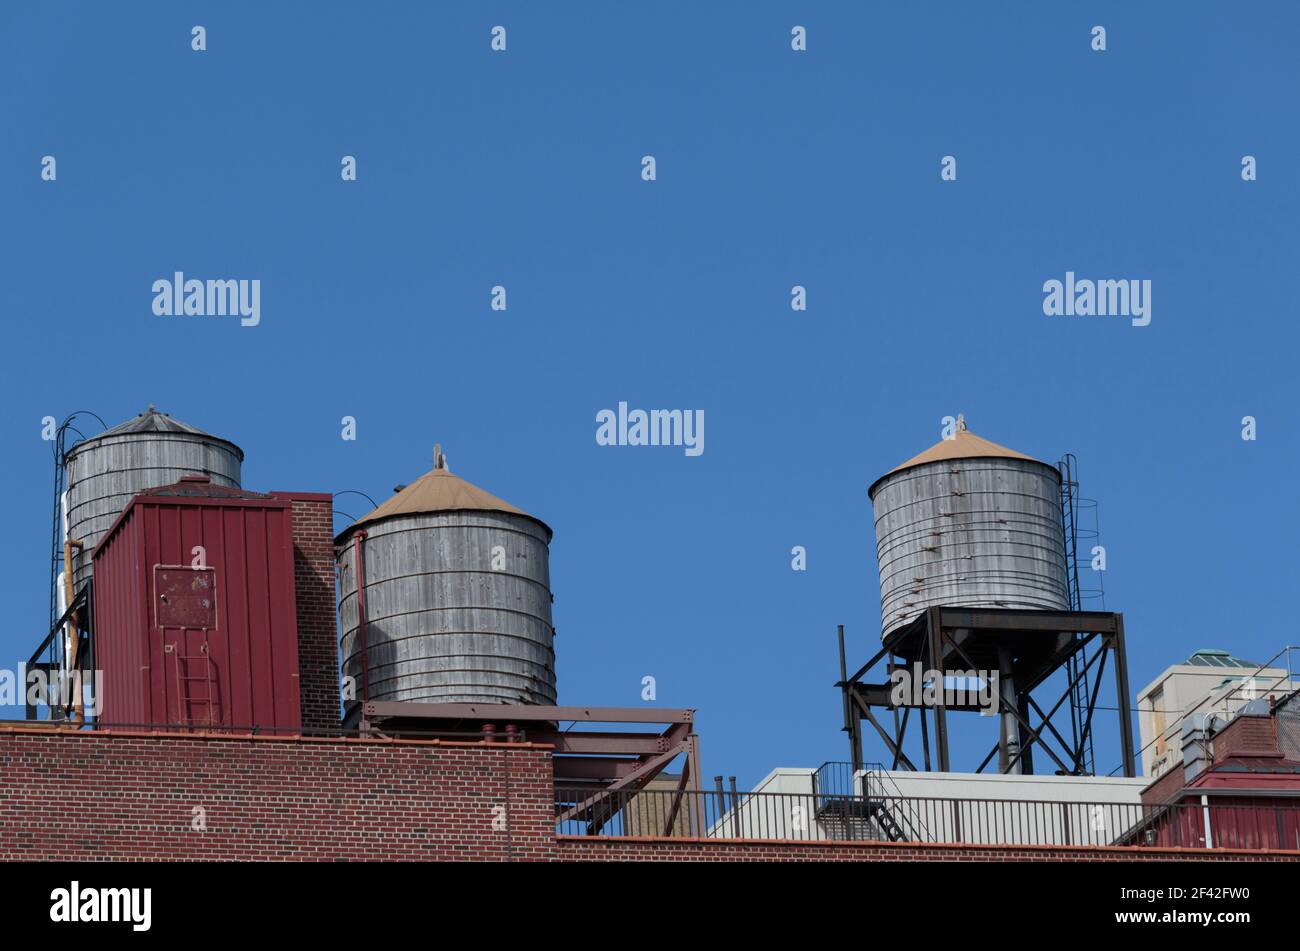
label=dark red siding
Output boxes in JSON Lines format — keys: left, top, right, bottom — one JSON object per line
{"left": 92, "top": 488, "right": 302, "bottom": 734}
{"left": 1140, "top": 797, "right": 1300, "bottom": 850}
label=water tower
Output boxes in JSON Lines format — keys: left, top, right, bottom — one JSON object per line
{"left": 335, "top": 447, "right": 705, "bottom": 826}
{"left": 335, "top": 446, "right": 557, "bottom": 709}
{"left": 31, "top": 406, "right": 243, "bottom": 722}
{"left": 63, "top": 405, "right": 243, "bottom": 593}
{"left": 838, "top": 418, "right": 1136, "bottom": 777}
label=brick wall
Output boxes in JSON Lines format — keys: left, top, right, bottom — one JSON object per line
{"left": 273, "top": 493, "right": 340, "bottom": 735}
{"left": 0, "top": 729, "right": 554, "bottom": 861}
{"left": 556, "top": 836, "right": 1300, "bottom": 862}
{"left": 1140, "top": 761, "right": 1186, "bottom": 806}
{"left": 2, "top": 728, "right": 1296, "bottom": 862}
{"left": 1214, "top": 715, "right": 1277, "bottom": 762}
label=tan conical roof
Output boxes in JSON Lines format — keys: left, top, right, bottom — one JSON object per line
{"left": 869, "top": 417, "right": 1053, "bottom": 496}
{"left": 342, "top": 446, "right": 551, "bottom": 539}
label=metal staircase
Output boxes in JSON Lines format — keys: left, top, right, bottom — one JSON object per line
{"left": 814, "top": 762, "right": 931, "bottom": 842}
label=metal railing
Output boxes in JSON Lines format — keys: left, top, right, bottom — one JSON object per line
{"left": 859, "top": 764, "right": 934, "bottom": 842}
{"left": 556, "top": 785, "right": 1300, "bottom": 851}
{"left": 814, "top": 761, "right": 933, "bottom": 840}
{"left": 813, "top": 760, "right": 872, "bottom": 800}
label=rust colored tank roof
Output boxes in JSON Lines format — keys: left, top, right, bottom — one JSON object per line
{"left": 870, "top": 416, "right": 1053, "bottom": 497}
{"left": 342, "top": 446, "right": 551, "bottom": 538}
{"left": 887, "top": 429, "right": 1037, "bottom": 473}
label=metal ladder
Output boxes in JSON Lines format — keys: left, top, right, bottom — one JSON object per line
{"left": 167, "top": 642, "right": 218, "bottom": 727}
{"left": 1059, "top": 453, "right": 1096, "bottom": 776}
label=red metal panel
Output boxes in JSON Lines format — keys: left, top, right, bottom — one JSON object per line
{"left": 155, "top": 567, "right": 217, "bottom": 628}
{"left": 94, "top": 503, "right": 146, "bottom": 729}
{"left": 92, "top": 482, "right": 303, "bottom": 735}
{"left": 223, "top": 506, "right": 253, "bottom": 726}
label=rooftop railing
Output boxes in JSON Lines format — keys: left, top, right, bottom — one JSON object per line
{"left": 556, "top": 784, "right": 1300, "bottom": 851}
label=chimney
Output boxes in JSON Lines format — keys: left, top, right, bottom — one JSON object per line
{"left": 1211, "top": 705, "right": 1278, "bottom": 765}
{"left": 271, "top": 492, "right": 341, "bottom": 735}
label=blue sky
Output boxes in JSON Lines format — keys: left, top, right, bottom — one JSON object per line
{"left": 1, "top": 2, "right": 1296, "bottom": 786}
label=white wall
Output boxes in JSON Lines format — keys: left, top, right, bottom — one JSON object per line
{"left": 710, "top": 767, "right": 1149, "bottom": 845}
{"left": 712, "top": 768, "right": 838, "bottom": 840}
{"left": 864, "top": 770, "right": 1148, "bottom": 845}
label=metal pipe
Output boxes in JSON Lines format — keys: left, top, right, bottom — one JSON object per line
{"left": 351, "top": 530, "right": 371, "bottom": 703}
{"left": 998, "top": 645, "right": 1021, "bottom": 774}
{"left": 838, "top": 624, "right": 861, "bottom": 774}
{"left": 1201, "top": 794, "right": 1214, "bottom": 849}
{"left": 728, "top": 776, "right": 740, "bottom": 839}
{"left": 62, "top": 538, "right": 84, "bottom": 724}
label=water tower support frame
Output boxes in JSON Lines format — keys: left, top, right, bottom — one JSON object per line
{"left": 837, "top": 607, "right": 1135, "bottom": 777}
{"left": 348, "top": 701, "right": 705, "bottom": 832}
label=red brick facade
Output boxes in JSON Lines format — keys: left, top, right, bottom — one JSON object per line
{"left": 273, "top": 493, "right": 340, "bottom": 735}
{"left": 1141, "top": 761, "right": 1186, "bottom": 806}
{"left": 0, "top": 729, "right": 553, "bottom": 861}
{"left": 1213, "top": 715, "right": 1277, "bottom": 762}
{"left": 1, "top": 727, "right": 1297, "bottom": 862}
{"left": 556, "top": 836, "right": 1299, "bottom": 862}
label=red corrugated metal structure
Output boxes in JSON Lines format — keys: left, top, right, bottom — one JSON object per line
{"left": 1131, "top": 706, "right": 1300, "bottom": 849}
{"left": 92, "top": 474, "right": 302, "bottom": 734}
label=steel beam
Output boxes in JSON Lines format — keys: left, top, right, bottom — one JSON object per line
{"left": 940, "top": 628, "right": 1072, "bottom": 775}
{"left": 927, "top": 608, "right": 950, "bottom": 772}
{"left": 849, "top": 682, "right": 991, "bottom": 712}
{"left": 552, "top": 758, "right": 648, "bottom": 781}
{"left": 362, "top": 701, "right": 694, "bottom": 724}
{"left": 841, "top": 609, "right": 1132, "bottom": 777}
{"left": 535, "top": 732, "right": 677, "bottom": 755}
{"left": 1113, "top": 617, "right": 1136, "bottom": 777}
{"left": 936, "top": 607, "right": 1119, "bottom": 634}
{"left": 555, "top": 744, "right": 685, "bottom": 825}
{"left": 859, "top": 702, "right": 918, "bottom": 772}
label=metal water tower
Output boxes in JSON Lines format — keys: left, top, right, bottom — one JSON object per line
{"left": 335, "top": 446, "right": 557, "bottom": 708}
{"left": 63, "top": 405, "right": 243, "bottom": 592}
{"left": 838, "top": 418, "right": 1136, "bottom": 778}
{"left": 869, "top": 415, "right": 1070, "bottom": 638}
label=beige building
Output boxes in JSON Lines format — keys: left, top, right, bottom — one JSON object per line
{"left": 1137, "top": 648, "right": 1294, "bottom": 778}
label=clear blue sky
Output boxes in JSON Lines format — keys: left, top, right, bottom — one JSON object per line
{"left": 1, "top": 2, "right": 1296, "bottom": 786}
